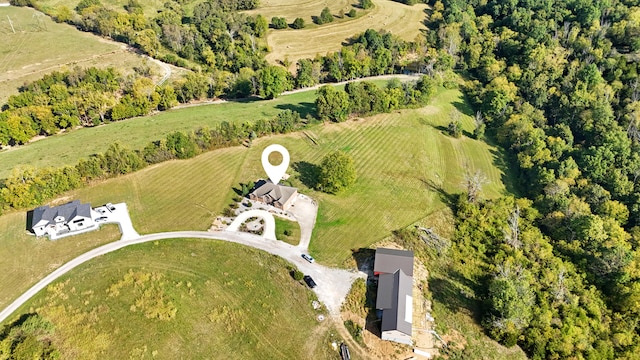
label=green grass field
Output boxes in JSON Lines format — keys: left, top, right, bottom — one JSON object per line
{"left": 0, "top": 6, "right": 162, "bottom": 105}
{"left": 260, "top": 0, "right": 428, "bottom": 67}
{"left": 0, "top": 90, "right": 318, "bottom": 179}
{"left": 274, "top": 217, "right": 301, "bottom": 245}
{"left": 25, "top": 0, "right": 168, "bottom": 17}
{"left": 6, "top": 239, "right": 331, "bottom": 359}
{"left": 0, "top": 86, "right": 508, "bottom": 312}
{"left": 0, "top": 86, "right": 511, "bottom": 357}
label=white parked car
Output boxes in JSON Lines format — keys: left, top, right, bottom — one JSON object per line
{"left": 301, "top": 254, "right": 315, "bottom": 263}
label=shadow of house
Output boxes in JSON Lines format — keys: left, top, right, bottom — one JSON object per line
{"left": 351, "top": 248, "right": 375, "bottom": 274}
{"left": 25, "top": 210, "right": 34, "bottom": 233}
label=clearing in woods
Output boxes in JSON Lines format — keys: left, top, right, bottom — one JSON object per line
{"left": 258, "top": 0, "right": 429, "bottom": 67}
{"left": 0, "top": 87, "right": 509, "bottom": 313}
{"left": 0, "top": 6, "right": 162, "bottom": 104}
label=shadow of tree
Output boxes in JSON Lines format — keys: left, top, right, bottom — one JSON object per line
{"left": 275, "top": 102, "right": 316, "bottom": 119}
{"left": 420, "top": 178, "right": 459, "bottom": 209}
{"left": 292, "top": 161, "right": 320, "bottom": 189}
{"left": 0, "top": 313, "right": 37, "bottom": 340}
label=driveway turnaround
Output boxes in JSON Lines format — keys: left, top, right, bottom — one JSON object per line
{"left": 0, "top": 230, "right": 363, "bottom": 325}
{"left": 226, "top": 210, "right": 277, "bottom": 240}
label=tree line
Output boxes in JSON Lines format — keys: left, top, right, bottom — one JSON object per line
{"left": 0, "top": 25, "right": 428, "bottom": 147}
{"left": 0, "top": 76, "right": 437, "bottom": 213}
{"left": 0, "top": 109, "right": 303, "bottom": 212}
{"left": 0, "top": 67, "right": 176, "bottom": 146}
{"left": 315, "top": 76, "right": 436, "bottom": 122}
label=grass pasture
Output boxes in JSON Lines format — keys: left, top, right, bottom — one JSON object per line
{"left": 261, "top": 0, "right": 428, "bottom": 66}
{"left": 6, "top": 239, "right": 329, "bottom": 359}
{"left": 0, "top": 6, "right": 162, "bottom": 105}
{"left": 0, "top": 90, "right": 317, "bottom": 179}
{"left": 0, "top": 86, "right": 508, "bottom": 316}
{"left": 244, "top": 0, "right": 353, "bottom": 23}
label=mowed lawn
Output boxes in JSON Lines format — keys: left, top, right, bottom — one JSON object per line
{"left": 7, "top": 239, "right": 329, "bottom": 359}
{"left": 261, "top": 0, "right": 428, "bottom": 66}
{"left": 0, "top": 87, "right": 507, "bottom": 310}
{"left": 0, "top": 214, "right": 120, "bottom": 309}
{"left": 0, "top": 90, "right": 317, "bottom": 179}
{"left": 0, "top": 6, "right": 161, "bottom": 104}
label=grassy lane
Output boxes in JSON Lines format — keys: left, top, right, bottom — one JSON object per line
{"left": 8, "top": 239, "right": 329, "bottom": 359}
{"left": 0, "top": 90, "right": 317, "bottom": 179}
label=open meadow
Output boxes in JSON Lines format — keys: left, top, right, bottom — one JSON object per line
{"left": 0, "top": 6, "right": 163, "bottom": 104}
{"left": 7, "top": 239, "right": 332, "bottom": 359}
{"left": 260, "top": 0, "right": 428, "bottom": 66}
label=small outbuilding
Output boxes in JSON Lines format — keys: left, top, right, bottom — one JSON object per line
{"left": 248, "top": 179, "right": 298, "bottom": 211}
{"left": 374, "top": 247, "right": 415, "bottom": 345}
{"left": 30, "top": 200, "right": 94, "bottom": 238}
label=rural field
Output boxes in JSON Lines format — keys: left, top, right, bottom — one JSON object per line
{"left": 7, "top": 239, "right": 333, "bottom": 359}
{"left": 20, "top": 0, "right": 168, "bottom": 17}
{"left": 244, "top": 0, "right": 353, "bottom": 22}
{"left": 0, "top": 89, "right": 317, "bottom": 179}
{"left": 261, "top": 0, "right": 428, "bottom": 66}
{"left": 0, "top": 86, "right": 511, "bottom": 358}
{"left": 0, "top": 6, "right": 163, "bottom": 104}
{"left": 0, "top": 86, "right": 507, "bottom": 308}
{"left": 0, "top": 79, "right": 392, "bottom": 179}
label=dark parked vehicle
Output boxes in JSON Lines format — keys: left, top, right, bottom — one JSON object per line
{"left": 303, "top": 275, "right": 317, "bottom": 288}
{"left": 340, "top": 343, "right": 350, "bottom": 360}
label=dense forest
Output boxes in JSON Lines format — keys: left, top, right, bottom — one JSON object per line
{"left": 3, "top": 0, "right": 640, "bottom": 358}
{"left": 417, "top": 0, "right": 640, "bottom": 358}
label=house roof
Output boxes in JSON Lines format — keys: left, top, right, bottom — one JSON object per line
{"left": 377, "top": 269, "right": 413, "bottom": 336}
{"left": 31, "top": 200, "right": 92, "bottom": 229}
{"left": 374, "top": 248, "right": 414, "bottom": 276}
{"left": 250, "top": 179, "right": 297, "bottom": 205}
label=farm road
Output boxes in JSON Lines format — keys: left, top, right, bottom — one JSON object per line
{"left": 0, "top": 229, "right": 364, "bottom": 325}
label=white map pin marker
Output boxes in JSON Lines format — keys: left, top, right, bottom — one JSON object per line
{"left": 262, "top": 144, "right": 290, "bottom": 184}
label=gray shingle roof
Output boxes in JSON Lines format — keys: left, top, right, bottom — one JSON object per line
{"left": 374, "top": 248, "right": 414, "bottom": 276}
{"left": 31, "top": 200, "right": 91, "bottom": 228}
{"left": 250, "top": 179, "right": 297, "bottom": 204}
{"left": 378, "top": 269, "right": 413, "bottom": 336}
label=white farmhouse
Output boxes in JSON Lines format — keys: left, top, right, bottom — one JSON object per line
{"left": 30, "top": 200, "right": 94, "bottom": 238}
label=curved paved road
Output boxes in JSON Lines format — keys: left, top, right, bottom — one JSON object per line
{"left": 0, "top": 230, "right": 362, "bottom": 325}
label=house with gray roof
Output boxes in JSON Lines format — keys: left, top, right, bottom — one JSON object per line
{"left": 30, "top": 200, "right": 94, "bottom": 238}
{"left": 374, "top": 248, "right": 414, "bottom": 345}
{"left": 249, "top": 179, "right": 298, "bottom": 211}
